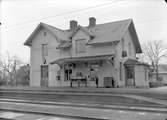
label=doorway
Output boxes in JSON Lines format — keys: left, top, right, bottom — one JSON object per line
{"left": 64, "top": 69, "right": 72, "bottom": 81}
{"left": 41, "top": 65, "right": 49, "bottom": 87}
{"left": 125, "top": 66, "right": 135, "bottom": 86}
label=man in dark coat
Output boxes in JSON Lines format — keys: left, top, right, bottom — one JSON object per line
{"left": 95, "top": 75, "right": 99, "bottom": 88}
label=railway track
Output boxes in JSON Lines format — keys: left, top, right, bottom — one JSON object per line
{"left": 0, "top": 90, "right": 166, "bottom": 109}
{"left": 0, "top": 90, "right": 167, "bottom": 120}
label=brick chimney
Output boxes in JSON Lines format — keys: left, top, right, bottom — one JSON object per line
{"left": 70, "top": 20, "right": 77, "bottom": 31}
{"left": 89, "top": 17, "right": 96, "bottom": 27}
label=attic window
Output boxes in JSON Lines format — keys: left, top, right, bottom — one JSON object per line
{"left": 44, "top": 32, "right": 47, "bottom": 36}
{"left": 122, "top": 50, "right": 127, "bottom": 57}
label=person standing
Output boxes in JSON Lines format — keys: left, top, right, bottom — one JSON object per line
{"left": 95, "top": 75, "right": 99, "bottom": 88}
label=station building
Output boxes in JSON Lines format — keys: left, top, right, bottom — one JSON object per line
{"left": 24, "top": 17, "right": 150, "bottom": 88}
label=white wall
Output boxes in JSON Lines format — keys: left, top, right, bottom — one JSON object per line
{"left": 98, "top": 61, "right": 114, "bottom": 87}
{"left": 123, "top": 30, "right": 136, "bottom": 59}
{"left": 59, "top": 29, "right": 116, "bottom": 59}
{"left": 29, "top": 24, "right": 140, "bottom": 88}
{"left": 116, "top": 29, "right": 137, "bottom": 87}
{"left": 30, "top": 27, "right": 60, "bottom": 87}
{"left": 135, "top": 65, "right": 149, "bottom": 87}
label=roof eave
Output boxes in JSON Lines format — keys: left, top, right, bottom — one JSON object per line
{"left": 24, "top": 23, "right": 43, "bottom": 47}
{"left": 24, "top": 42, "right": 31, "bottom": 46}
{"left": 128, "top": 20, "right": 142, "bottom": 54}
{"left": 86, "top": 40, "right": 120, "bottom": 45}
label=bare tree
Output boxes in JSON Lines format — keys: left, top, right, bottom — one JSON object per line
{"left": 142, "top": 40, "right": 167, "bottom": 81}
{"left": 16, "top": 64, "right": 30, "bottom": 86}
{"left": 0, "top": 52, "right": 22, "bottom": 86}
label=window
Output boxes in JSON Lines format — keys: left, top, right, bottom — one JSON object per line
{"left": 42, "top": 44, "right": 48, "bottom": 57}
{"left": 43, "top": 31, "right": 47, "bottom": 36}
{"left": 56, "top": 70, "right": 61, "bottom": 81}
{"left": 64, "top": 69, "right": 72, "bottom": 81}
{"left": 128, "top": 42, "right": 131, "bottom": 56}
{"left": 121, "top": 39, "right": 126, "bottom": 58}
{"left": 126, "top": 66, "right": 134, "bottom": 79}
{"left": 76, "top": 39, "right": 86, "bottom": 53}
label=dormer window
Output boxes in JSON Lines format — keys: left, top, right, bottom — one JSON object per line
{"left": 90, "top": 35, "right": 95, "bottom": 40}
{"left": 76, "top": 39, "right": 86, "bottom": 53}
{"left": 122, "top": 50, "right": 127, "bottom": 57}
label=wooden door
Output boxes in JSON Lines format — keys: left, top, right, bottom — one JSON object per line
{"left": 125, "top": 66, "right": 135, "bottom": 86}
{"left": 41, "top": 65, "right": 49, "bottom": 87}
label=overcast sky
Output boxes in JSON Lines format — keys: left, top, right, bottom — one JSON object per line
{"left": 0, "top": 0, "right": 167, "bottom": 63}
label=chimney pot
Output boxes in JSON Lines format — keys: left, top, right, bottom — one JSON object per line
{"left": 89, "top": 17, "right": 96, "bottom": 27}
{"left": 70, "top": 20, "right": 77, "bottom": 31}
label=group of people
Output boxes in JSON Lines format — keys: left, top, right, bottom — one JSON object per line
{"left": 70, "top": 71, "right": 118, "bottom": 88}
{"left": 71, "top": 71, "right": 99, "bottom": 88}
{"left": 87, "top": 75, "right": 99, "bottom": 88}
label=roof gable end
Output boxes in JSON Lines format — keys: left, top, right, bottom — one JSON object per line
{"left": 24, "top": 22, "right": 60, "bottom": 46}
{"left": 70, "top": 25, "right": 95, "bottom": 39}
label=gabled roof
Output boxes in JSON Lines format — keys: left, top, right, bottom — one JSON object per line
{"left": 70, "top": 25, "right": 95, "bottom": 38}
{"left": 87, "top": 19, "right": 131, "bottom": 45}
{"left": 56, "top": 41, "right": 72, "bottom": 49}
{"left": 128, "top": 20, "right": 142, "bottom": 53}
{"left": 86, "top": 19, "right": 142, "bottom": 53}
{"left": 24, "top": 19, "right": 142, "bottom": 53}
{"left": 24, "top": 22, "right": 72, "bottom": 46}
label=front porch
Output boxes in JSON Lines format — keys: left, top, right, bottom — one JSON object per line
{"left": 51, "top": 54, "right": 116, "bottom": 88}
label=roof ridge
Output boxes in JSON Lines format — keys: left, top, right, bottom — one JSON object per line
{"left": 40, "top": 18, "right": 132, "bottom": 32}
{"left": 92, "top": 18, "right": 132, "bottom": 27}
{"left": 40, "top": 22, "right": 64, "bottom": 31}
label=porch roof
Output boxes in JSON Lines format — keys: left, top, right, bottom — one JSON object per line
{"left": 50, "top": 54, "right": 114, "bottom": 65}
{"left": 124, "top": 58, "right": 138, "bottom": 66}
{"left": 124, "top": 58, "right": 149, "bottom": 67}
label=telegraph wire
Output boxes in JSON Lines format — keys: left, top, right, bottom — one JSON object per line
{"left": 3, "top": 0, "right": 123, "bottom": 29}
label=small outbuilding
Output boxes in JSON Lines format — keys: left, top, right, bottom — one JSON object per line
{"left": 124, "top": 59, "right": 150, "bottom": 88}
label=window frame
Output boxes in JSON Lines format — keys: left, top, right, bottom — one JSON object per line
{"left": 75, "top": 39, "right": 86, "bottom": 53}
{"left": 42, "top": 44, "right": 48, "bottom": 57}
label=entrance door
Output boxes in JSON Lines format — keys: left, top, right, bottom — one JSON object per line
{"left": 64, "top": 69, "right": 72, "bottom": 81}
{"left": 125, "top": 66, "right": 135, "bottom": 86}
{"left": 41, "top": 65, "right": 49, "bottom": 87}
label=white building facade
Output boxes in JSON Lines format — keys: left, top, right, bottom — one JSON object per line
{"left": 24, "top": 17, "right": 149, "bottom": 88}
